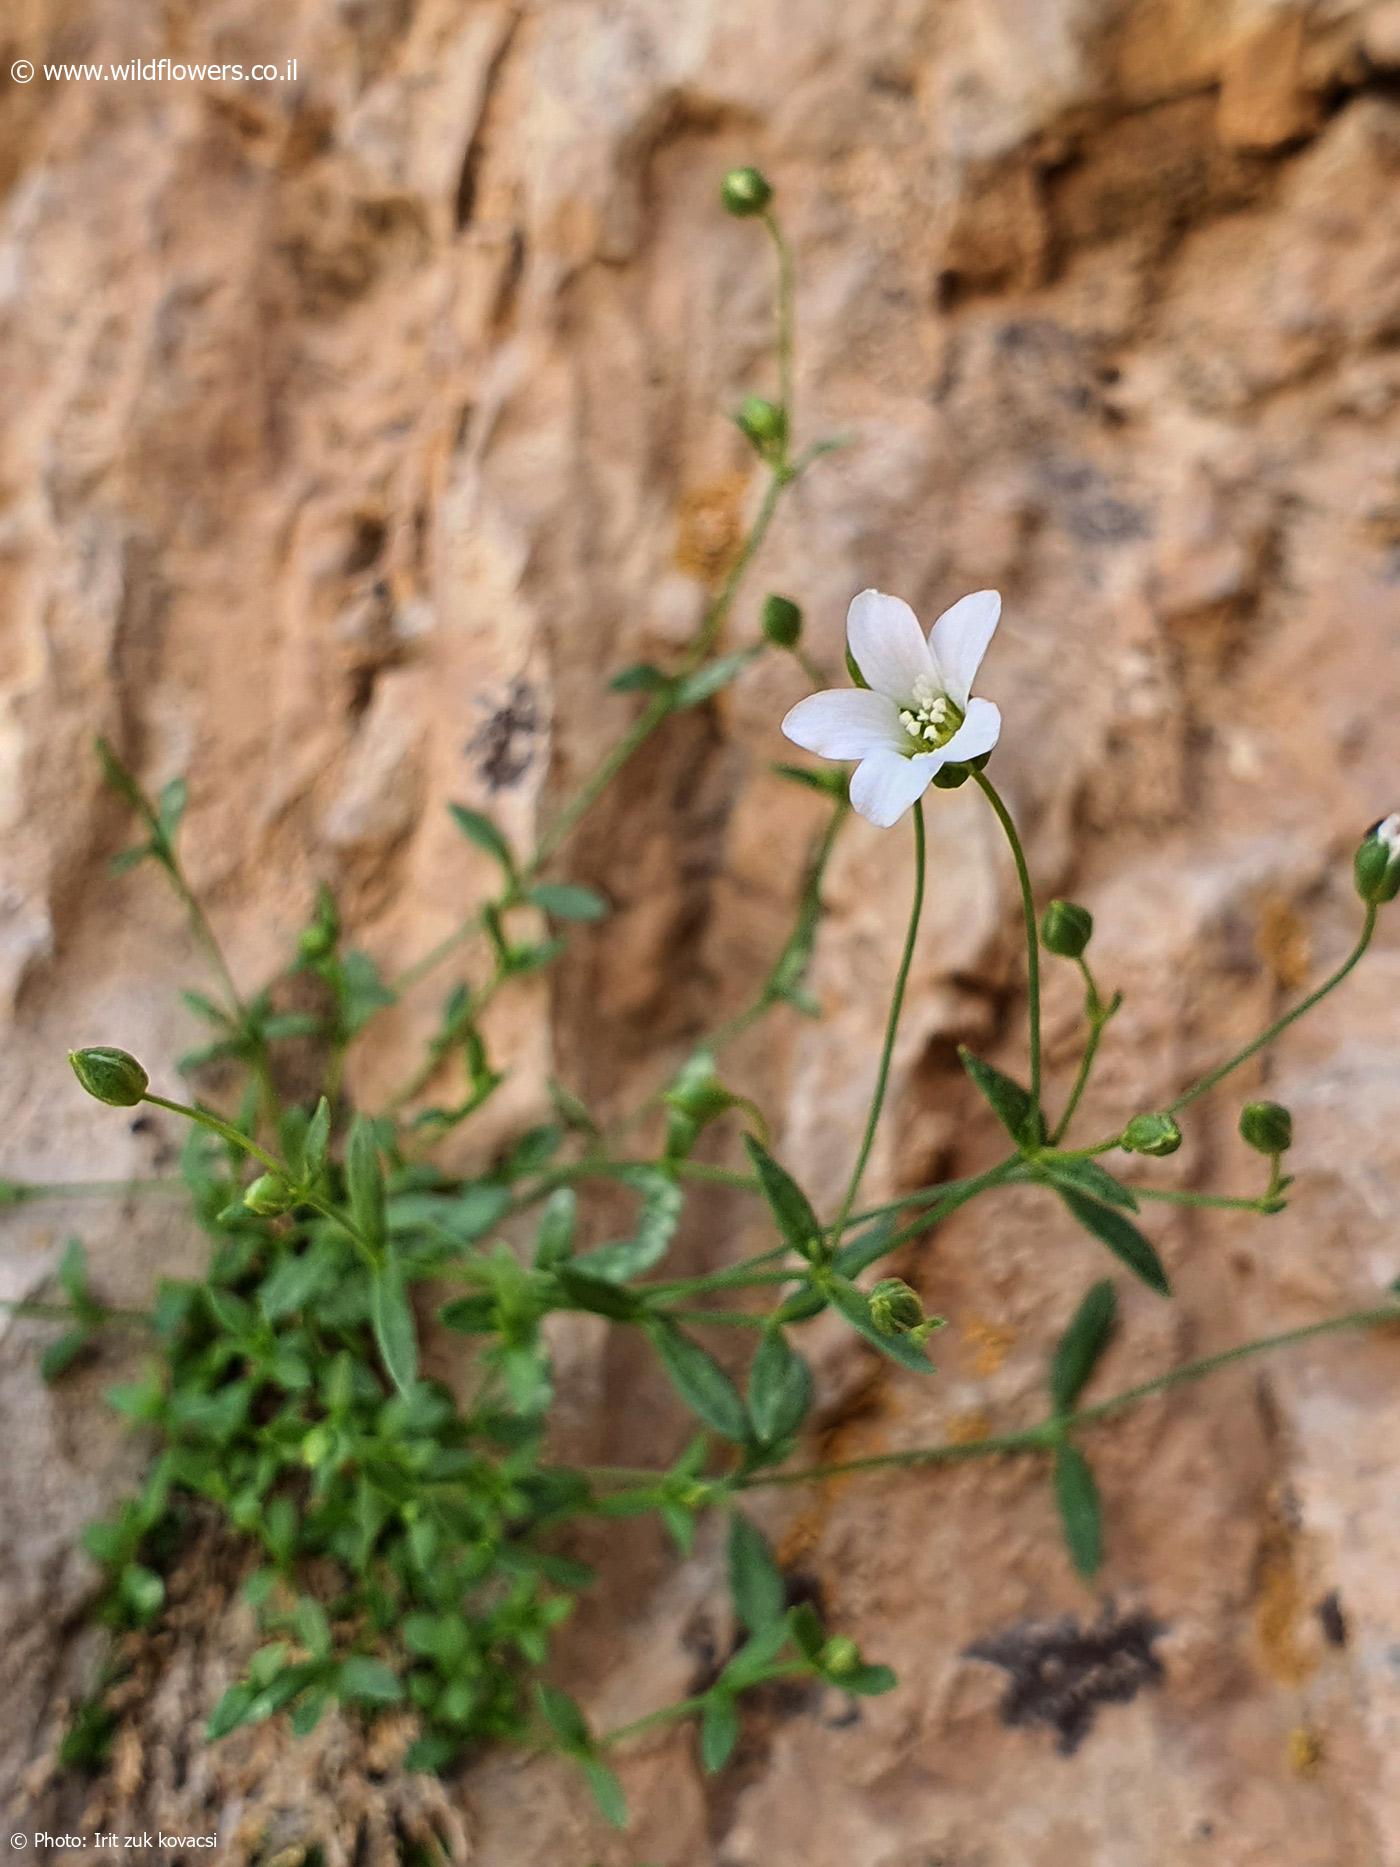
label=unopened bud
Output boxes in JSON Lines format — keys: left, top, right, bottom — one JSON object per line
{"left": 1121, "top": 1112, "right": 1182, "bottom": 1158}
{"left": 1354, "top": 815, "right": 1400, "bottom": 906}
{"left": 68, "top": 1046, "right": 149, "bottom": 1108}
{"left": 1041, "top": 899, "right": 1094, "bottom": 960}
{"left": 819, "top": 1636, "right": 860, "bottom": 1677}
{"left": 721, "top": 165, "right": 773, "bottom": 218}
{"left": 298, "top": 924, "right": 333, "bottom": 961}
{"left": 243, "top": 1172, "right": 296, "bottom": 1216}
{"left": 1239, "top": 1100, "right": 1292, "bottom": 1155}
{"left": 761, "top": 594, "right": 803, "bottom": 648}
{"left": 868, "top": 1277, "right": 927, "bottom": 1337}
{"left": 734, "top": 395, "right": 787, "bottom": 460}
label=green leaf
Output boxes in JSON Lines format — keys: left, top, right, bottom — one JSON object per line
{"left": 57, "top": 1237, "right": 91, "bottom": 1312}
{"left": 337, "top": 950, "right": 396, "bottom": 1038}
{"left": 1054, "top": 1442, "right": 1103, "bottom": 1578}
{"left": 573, "top": 1167, "right": 683, "bottom": 1282}
{"left": 259, "top": 1242, "right": 337, "bottom": 1322}
{"left": 582, "top": 1757, "right": 628, "bottom": 1829}
{"left": 528, "top": 883, "right": 608, "bottom": 922}
{"left": 958, "top": 1047, "right": 1041, "bottom": 1146}
{"left": 1049, "top": 1280, "right": 1117, "bottom": 1414}
{"left": 336, "top": 1656, "right": 405, "bottom": 1704}
{"left": 700, "top": 1695, "right": 740, "bottom": 1773}
{"left": 346, "top": 1115, "right": 386, "bottom": 1254}
{"left": 293, "top": 1597, "right": 333, "bottom": 1660}
{"left": 841, "top": 1663, "right": 898, "bottom": 1696}
{"left": 727, "top": 1513, "right": 786, "bottom": 1633}
{"left": 747, "top": 1328, "right": 813, "bottom": 1446}
{"left": 742, "top": 1135, "right": 822, "bottom": 1260}
{"left": 547, "top": 1077, "right": 600, "bottom": 1141}
{"left": 824, "top": 1277, "right": 936, "bottom": 1373}
{"left": 533, "top": 1187, "right": 577, "bottom": 1269}
{"left": 370, "top": 1259, "right": 419, "bottom": 1396}
{"left": 672, "top": 649, "right": 758, "bottom": 710}
{"left": 1040, "top": 1156, "right": 1138, "bottom": 1212}
{"left": 646, "top": 1319, "right": 750, "bottom": 1442}
{"left": 609, "top": 661, "right": 672, "bottom": 694}
{"left": 537, "top": 1683, "right": 591, "bottom": 1754}
{"left": 553, "top": 1267, "right": 646, "bottom": 1321}
{"left": 1056, "top": 1188, "right": 1170, "bottom": 1296}
{"left": 448, "top": 803, "right": 516, "bottom": 878}
{"left": 182, "top": 990, "right": 232, "bottom": 1029}
{"left": 723, "top": 1619, "right": 794, "bottom": 1691}
{"left": 206, "top": 1684, "right": 256, "bottom": 1740}
{"left": 157, "top": 777, "right": 187, "bottom": 843}
{"left": 290, "top": 1692, "right": 328, "bottom": 1737}
{"left": 787, "top": 1601, "right": 825, "bottom": 1664}
{"left": 300, "top": 1096, "right": 332, "bottom": 1181}
{"left": 40, "top": 1331, "right": 91, "bottom": 1383}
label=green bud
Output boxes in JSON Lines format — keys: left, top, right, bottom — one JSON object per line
{"left": 1239, "top": 1100, "right": 1292, "bottom": 1156}
{"left": 301, "top": 1425, "right": 334, "bottom": 1468}
{"left": 1354, "top": 815, "right": 1400, "bottom": 906}
{"left": 243, "top": 1172, "right": 296, "bottom": 1216}
{"left": 761, "top": 594, "right": 803, "bottom": 649}
{"left": 930, "top": 751, "right": 992, "bottom": 790}
{"left": 819, "top": 1636, "right": 860, "bottom": 1677}
{"left": 68, "top": 1046, "right": 149, "bottom": 1108}
{"left": 1121, "top": 1112, "right": 1182, "bottom": 1158}
{"left": 734, "top": 396, "right": 787, "bottom": 460}
{"left": 298, "top": 924, "right": 333, "bottom": 962}
{"left": 1041, "top": 899, "right": 1094, "bottom": 960}
{"left": 868, "top": 1278, "right": 926, "bottom": 1337}
{"left": 721, "top": 165, "right": 773, "bottom": 217}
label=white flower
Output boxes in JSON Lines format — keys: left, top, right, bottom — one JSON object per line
{"left": 1379, "top": 814, "right": 1400, "bottom": 857}
{"left": 782, "top": 589, "right": 1003, "bottom": 827}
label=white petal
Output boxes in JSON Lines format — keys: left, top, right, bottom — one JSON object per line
{"left": 781, "top": 689, "right": 907, "bottom": 760}
{"left": 849, "top": 751, "right": 941, "bottom": 828}
{"left": 846, "top": 589, "right": 934, "bottom": 702}
{"left": 936, "top": 697, "right": 1001, "bottom": 765}
{"left": 928, "top": 590, "right": 1001, "bottom": 708}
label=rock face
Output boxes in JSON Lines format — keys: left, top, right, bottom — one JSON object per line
{"left": 3, "top": 0, "right": 1400, "bottom": 1859}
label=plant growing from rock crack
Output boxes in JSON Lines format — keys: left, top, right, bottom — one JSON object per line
{"left": 5, "top": 172, "right": 1399, "bottom": 1837}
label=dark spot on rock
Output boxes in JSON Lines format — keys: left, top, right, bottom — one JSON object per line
{"left": 1036, "top": 457, "right": 1151, "bottom": 545}
{"left": 469, "top": 678, "right": 541, "bottom": 792}
{"left": 1315, "top": 1589, "right": 1347, "bottom": 1648}
{"left": 965, "top": 1605, "right": 1165, "bottom": 1754}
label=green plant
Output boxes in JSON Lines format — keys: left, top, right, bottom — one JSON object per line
{"left": 5, "top": 169, "right": 1397, "bottom": 1834}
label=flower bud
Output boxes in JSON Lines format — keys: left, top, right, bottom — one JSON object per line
{"left": 1239, "top": 1100, "right": 1292, "bottom": 1155}
{"left": 761, "top": 594, "right": 803, "bottom": 649}
{"left": 1041, "top": 899, "right": 1094, "bottom": 960}
{"left": 819, "top": 1636, "right": 860, "bottom": 1677}
{"left": 1121, "top": 1112, "right": 1182, "bottom": 1157}
{"left": 243, "top": 1171, "right": 296, "bottom": 1216}
{"left": 298, "top": 924, "right": 334, "bottom": 961}
{"left": 68, "top": 1046, "right": 149, "bottom": 1108}
{"left": 721, "top": 165, "right": 774, "bottom": 217}
{"left": 868, "top": 1277, "right": 926, "bottom": 1337}
{"left": 1354, "top": 815, "right": 1400, "bottom": 906}
{"left": 734, "top": 396, "right": 787, "bottom": 459}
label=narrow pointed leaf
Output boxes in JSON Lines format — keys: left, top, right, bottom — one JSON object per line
{"left": 1041, "top": 1156, "right": 1138, "bottom": 1212}
{"left": 747, "top": 1327, "right": 813, "bottom": 1446}
{"left": 1049, "top": 1280, "right": 1117, "bottom": 1414}
{"left": 728, "top": 1512, "right": 786, "bottom": 1632}
{"left": 958, "top": 1046, "right": 1042, "bottom": 1146}
{"left": 742, "top": 1135, "right": 821, "bottom": 1259}
{"left": 1054, "top": 1442, "right": 1103, "bottom": 1578}
{"left": 448, "top": 803, "right": 516, "bottom": 877}
{"left": 346, "top": 1115, "right": 385, "bottom": 1254}
{"left": 370, "top": 1258, "right": 418, "bottom": 1396}
{"left": 645, "top": 1319, "right": 750, "bottom": 1442}
{"left": 1056, "top": 1188, "right": 1170, "bottom": 1296}
{"left": 825, "top": 1276, "right": 936, "bottom": 1372}
{"left": 700, "top": 1695, "right": 740, "bottom": 1773}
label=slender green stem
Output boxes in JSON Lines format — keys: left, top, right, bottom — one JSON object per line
{"left": 737, "top": 1300, "right": 1400, "bottom": 1489}
{"left": 973, "top": 772, "right": 1042, "bottom": 1113}
{"left": 0, "top": 1298, "right": 149, "bottom": 1327}
{"left": 141, "top": 1093, "right": 283, "bottom": 1175}
{"left": 828, "top": 800, "right": 926, "bottom": 1244}
{"left": 1129, "top": 1184, "right": 1275, "bottom": 1212}
{"left": 1048, "top": 961, "right": 1119, "bottom": 1147}
{"left": 599, "top": 1663, "right": 811, "bottom": 1748}
{"left": 1164, "top": 906, "right": 1378, "bottom": 1116}
{"left": 0, "top": 1177, "right": 184, "bottom": 1204}
{"left": 141, "top": 1093, "right": 377, "bottom": 1264}
{"left": 763, "top": 209, "right": 795, "bottom": 432}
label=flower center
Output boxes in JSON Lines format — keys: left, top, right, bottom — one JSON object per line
{"left": 898, "top": 677, "right": 964, "bottom": 754}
